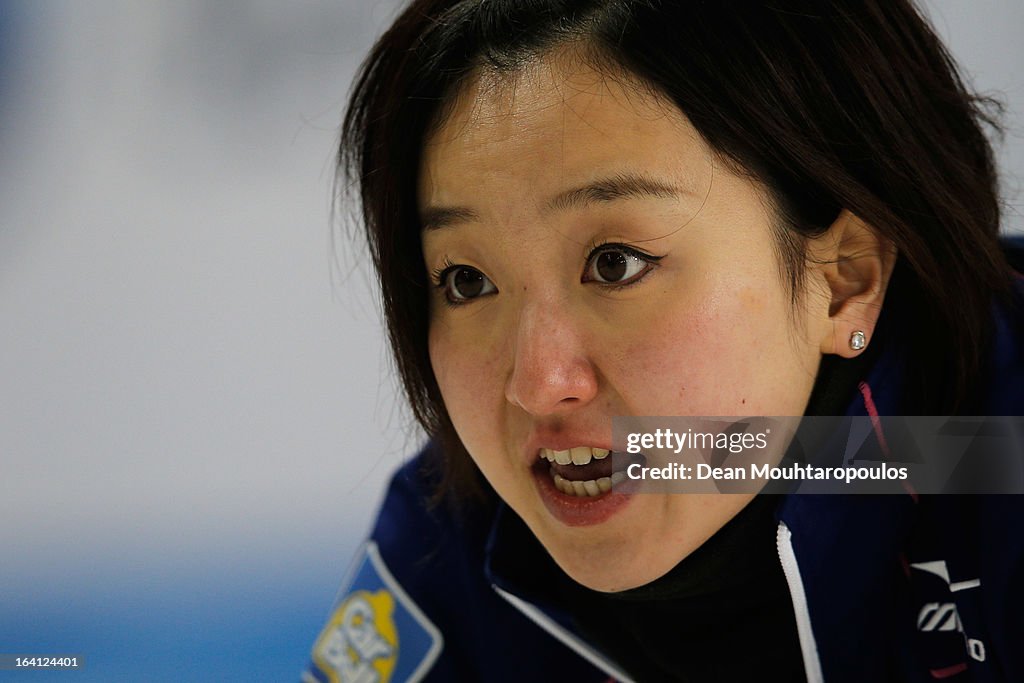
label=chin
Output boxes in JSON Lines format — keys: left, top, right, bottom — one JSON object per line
{"left": 548, "top": 541, "right": 673, "bottom": 593}
{"left": 564, "top": 561, "right": 667, "bottom": 593}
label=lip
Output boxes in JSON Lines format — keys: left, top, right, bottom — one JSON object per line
{"left": 530, "top": 458, "right": 636, "bottom": 527}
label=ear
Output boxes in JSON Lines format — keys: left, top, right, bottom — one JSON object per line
{"left": 810, "top": 210, "right": 897, "bottom": 358}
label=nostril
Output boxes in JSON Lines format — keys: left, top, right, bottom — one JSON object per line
{"left": 504, "top": 319, "right": 599, "bottom": 415}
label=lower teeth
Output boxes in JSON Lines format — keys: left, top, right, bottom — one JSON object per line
{"left": 551, "top": 470, "right": 626, "bottom": 497}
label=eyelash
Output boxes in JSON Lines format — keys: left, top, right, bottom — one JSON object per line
{"left": 430, "top": 257, "right": 470, "bottom": 309}
{"left": 583, "top": 240, "right": 664, "bottom": 289}
{"left": 430, "top": 242, "right": 664, "bottom": 307}
{"left": 429, "top": 257, "right": 456, "bottom": 289}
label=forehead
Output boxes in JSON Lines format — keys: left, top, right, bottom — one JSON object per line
{"left": 417, "top": 51, "right": 710, "bottom": 212}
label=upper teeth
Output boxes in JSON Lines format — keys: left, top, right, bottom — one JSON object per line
{"left": 540, "top": 446, "right": 610, "bottom": 466}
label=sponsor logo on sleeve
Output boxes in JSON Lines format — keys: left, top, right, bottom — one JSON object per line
{"left": 306, "top": 542, "right": 443, "bottom": 683}
{"left": 910, "top": 559, "right": 986, "bottom": 666}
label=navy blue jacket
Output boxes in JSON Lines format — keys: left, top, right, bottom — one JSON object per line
{"left": 304, "top": 259, "right": 1024, "bottom": 683}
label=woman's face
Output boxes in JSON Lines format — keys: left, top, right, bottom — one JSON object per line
{"left": 419, "top": 53, "right": 833, "bottom": 591}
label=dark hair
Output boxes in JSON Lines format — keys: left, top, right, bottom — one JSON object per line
{"left": 340, "top": 0, "right": 1013, "bottom": 506}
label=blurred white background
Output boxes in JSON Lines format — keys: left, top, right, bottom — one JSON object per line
{"left": 0, "top": 1, "right": 1021, "bottom": 681}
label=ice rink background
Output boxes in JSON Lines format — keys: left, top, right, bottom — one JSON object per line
{"left": 0, "top": 1, "right": 1021, "bottom": 681}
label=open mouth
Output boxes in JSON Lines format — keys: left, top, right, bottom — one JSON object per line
{"left": 536, "top": 447, "right": 644, "bottom": 497}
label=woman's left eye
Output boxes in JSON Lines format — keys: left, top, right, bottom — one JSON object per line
{"left": 583, "top": 245, "right": 660, "bottom": 285}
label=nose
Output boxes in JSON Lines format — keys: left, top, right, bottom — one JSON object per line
{"left": 504, "top": 296, "right": 599, "bottom": 416}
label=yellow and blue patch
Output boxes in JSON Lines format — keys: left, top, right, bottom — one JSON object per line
{"left": 303, "top": 542, "right": 443, "bottom": 683}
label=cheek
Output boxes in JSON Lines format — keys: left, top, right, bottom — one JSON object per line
{"left": 428, "top": 323, "right": 503, "bottom": 449}
{"left": 614, "top": 282, "right": 797, "bottom": 414}
{"left": 620, "top": 303, "right": 736, "bottom": 409}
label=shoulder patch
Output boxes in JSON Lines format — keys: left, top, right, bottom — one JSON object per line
{"left": 305, "top": 541, "right": 443, "bottom": 683}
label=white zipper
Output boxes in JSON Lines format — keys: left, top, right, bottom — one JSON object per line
{"left": 491, "top": 583, "right": 637, "bottom": 683}
{"left": 777, "top": 521, "right": 826, "bottom": 683}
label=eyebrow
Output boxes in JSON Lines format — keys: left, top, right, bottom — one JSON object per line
{"left": 546, "top": 172, "right": 683, "bottom": 212}
{"left": 420, "top": 172, "right": 684, "bottom": 232}
{"left": 420, "top": 206, "right": 480, "bottom": 232}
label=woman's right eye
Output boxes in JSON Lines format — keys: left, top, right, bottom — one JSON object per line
{"left": 435, "top": 265, "right": 497, "bottom": 304}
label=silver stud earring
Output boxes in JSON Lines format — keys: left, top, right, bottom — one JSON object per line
{"left": 849, "top": 330, "right": 867, "bottom": 351}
